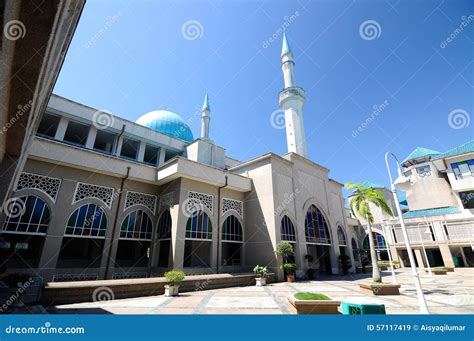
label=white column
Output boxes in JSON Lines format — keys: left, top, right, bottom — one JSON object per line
{"left": 85, "top": 126, "right": 98, "bottom": 149}
{"left": 158, "top": 147, "right": 166, "bottom": 165}
{"left": 54, "top": 116, "right": 69, "bottom": 140}
{"left": 137, "top": 141, "right": 146, "bottom": 162}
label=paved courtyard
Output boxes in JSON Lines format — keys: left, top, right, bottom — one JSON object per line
{"left": 51, "top": 268, "right": 474, "bottom": 314}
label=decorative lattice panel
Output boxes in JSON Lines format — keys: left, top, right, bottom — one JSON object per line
{"left": 52, "top": 273, "right": 98, "bottom": 282}
{"left": 222, "top": 198, "right": 243, "bottom": 216}
{"left": 124, "top": 191, "right": 157, "bottom": 214}
{"left": 160, "top": 192, "right": 175, "bottom": 208}
{"left": 15, "top": 172, "right": 62, "bottom": 202}
{"left": 73, "top": 182, "right": 114, "bottom": 208}
{"left": 188, "top": 191, "right": 213, "bottom": 214}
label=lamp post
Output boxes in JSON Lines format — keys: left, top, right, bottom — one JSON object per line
{"left": 385, "top": 152, "right": 429, "bottom": 314}
{"left": 381, "top": 223, "right": 398, "bottom": 284}
{"left": 418, "top": 222, "right": 433, "bottom": 277}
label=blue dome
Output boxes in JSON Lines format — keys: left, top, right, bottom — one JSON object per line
{"left": 136, "top": 110, "right": 194, "bottom": 142}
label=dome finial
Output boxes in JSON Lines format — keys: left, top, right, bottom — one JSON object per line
{"left": 202, "top": 93, "right": 210, "bottom": 111}
{"left": 281, "top": 32, "right": 292, "bottom": 57}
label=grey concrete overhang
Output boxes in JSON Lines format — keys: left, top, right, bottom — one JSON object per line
{"left": 157, "top": 157, "right": 251, "bottom": 192}
{"left": 29, "top": 137, "right": 158, "bottom": 183}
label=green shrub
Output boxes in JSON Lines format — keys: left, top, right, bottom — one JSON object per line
{"left": 253, "top": 265, "right": 268, "bottom": 278}
{"left": 294, "top": 292, "right": 330, "bottom": 301}
{"left": 164, "top": 270, "right": 185, "bottom": 286}
{"left": 274, "top": 242, "right": 294, "bottom": 263}
{"left": 281, "top": 263, "right": 297, "bottom": 274}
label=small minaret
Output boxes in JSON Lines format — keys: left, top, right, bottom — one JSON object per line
{"left": 201, "top": 93, "right": 211, "bottom": 140}
{"left": 279, "top": 33, "right": 307, "bottom": 158}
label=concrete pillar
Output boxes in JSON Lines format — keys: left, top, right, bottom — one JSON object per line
{"left": 137, "top": 141, "right": 146, "bottom": 163}
{"left": 115, "top": 136, "right": 123, "bottom": 157}
{"left": 54, "top": 116, "right": 69, "bottom": 140}
{"left": 439, "top": 243, "right": 455, "bottom": 268}
{"left": 414, "top": 249, "right": 425, "bottom": 269}
{"left": 158, "top": 147, "right": 166, "bottom": 165}
{"left": 460, "top": 246, "right": 468, "bottom": 268}
{"left": 85, "top": 126, "right": 97, "bottom": 149}
{"left": 170, "top": 193, "right": 185, "bottom": 270}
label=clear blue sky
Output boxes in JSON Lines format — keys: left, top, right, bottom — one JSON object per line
{"left": 54, "top": 0, "right": 473, "bottom": 194}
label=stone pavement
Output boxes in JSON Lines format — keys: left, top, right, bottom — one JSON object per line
{"left": 50, "top": 268, "right": 474, "bottom": 315}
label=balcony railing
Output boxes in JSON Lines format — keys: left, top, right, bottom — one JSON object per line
{"left": 278, "top": 86, "right": 305, "bottom": 103}
{"left": 391, "top": 223, "right": 434, "bottom": 244}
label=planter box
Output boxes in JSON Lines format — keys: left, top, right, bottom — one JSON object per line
{"left": 164, "top": 285, "right": 179, "bottom": 297}
{"left": 286, "top": 275, "right": 295, "bottom": 283}
{"left": 287, "top": 295, "right": 340, "bottom": 314}
{"left": 359, "top": 283, "right": 401, "bottom": 295}
{"left": 255, "top": 278, "right": 266, "bottom": 286}
{"left": 433, "top": 269, "right": 447, "bottom": 275}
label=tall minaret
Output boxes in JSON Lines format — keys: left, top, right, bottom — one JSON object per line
{"left": 279, "top": 33, "right": 307, "bottom": 158}
{"left": 201, "top": 93, "right": 211, "bottom": 140}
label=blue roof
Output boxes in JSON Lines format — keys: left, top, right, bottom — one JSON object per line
{"left": 401, "top": 147, "right": 441, "bottom": 165}
{"left": 136, "top": 110, "right": 194, "bottom": 142}
{"left": 281, "top": 33, "right": 292, "bottom": 56}
{"left": 433, "top": 140, "right": 474, "bottom": 160}
{"left": 402, "top": 206, "right": 460, "bottom": 219}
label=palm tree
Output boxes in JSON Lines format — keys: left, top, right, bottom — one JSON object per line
{"left": 346, "top": 183, "right": 393, "bottom": 283}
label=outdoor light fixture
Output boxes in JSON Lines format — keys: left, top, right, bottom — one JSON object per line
{"left": 385, "top": 152, "right": 429, "bottom": 314}
{"left": 381, "top": 223, "right": 398, "bottom": 284}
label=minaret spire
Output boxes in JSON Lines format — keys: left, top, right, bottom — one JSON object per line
{"left": 201, "top": 93, "right": 211, "bottom": 140}
{"left": 278, "top": 33, "right": 308, "bottom": 157}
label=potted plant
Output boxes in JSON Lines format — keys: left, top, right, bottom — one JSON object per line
{"left": 253, "top": 265, "right": 268, "bottom": 286}
{"left": 281, "top": 263, "right": 297, "bottom": 282}
{"left": 164, "top": 270, "right": 185, "bottom": 297}
{"left": 288, "top": 292, "right": 340, "bottom": 314}
{"left": 346, "top": 182, "right": 400, "bottom": 295}
{"left": 275, "top": 241, "right": 296, "bottom": 281}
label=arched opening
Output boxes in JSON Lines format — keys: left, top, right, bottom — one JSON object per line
{"left": 156, "top": 210, "right": 172, "bottom": 268}
{"left": 57, "top": 203, "right": 107, "bottom": 268}
{"left": 280, "top": 215, "right": 296, "bottom": 263}
{"left": 305, "top": 205, "right": 332, "bottom": 275}
{"left": 183, "top": 210, "right": 212, "bottom": 268}
{"left": 351, "top": 237, "right": 360, "bottom": 263}
{"left": 1, "top": 195, "right": 50, "bottom": 268}
{"left": 363, "top": 232, "right": 388, "bottom": 261}
{"left": 221, "top": 215, "right": 243, "bottom": 267}
{"left": 115, "top": 210, "right": 153, "bottom": 268}
{"left": 337, "top": 225, "right": 347, "bottom": 255}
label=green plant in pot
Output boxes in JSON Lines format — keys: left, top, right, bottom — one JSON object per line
{"left": 281, "top": 263, "right": 297, "bottom": 282}
{"left": 275, "top": 241, "right": 296, "bottom": 282}
{"left": 253, "top": 265, "right": 268, "bottom": 286}
{"left": 164, "top": 270, "right": 185, "bottom": 297}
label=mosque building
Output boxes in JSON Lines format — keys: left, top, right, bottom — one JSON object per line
{"left": 0, "top": 34, "right": 367, "bottom": 282}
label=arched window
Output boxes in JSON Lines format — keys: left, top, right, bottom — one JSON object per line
{"left": 363, "top": 232, "right": 387, "bottom": 250}
{"left": 304, "top": 205, "right": 331, "bottom": 244}
{"left": 2, "top": 195, "right": 50, "bottom": 235}
{"left": 337, "top": 226, "right": 347, "bottom": 246}
{"left": 157, "top": 210, "right": 172, "bottom": 240}
{"left": 65, "top": 203, "right": 107, "bottom": 238}
{"left": 120, "top": 210, "right": 153, "bottom": 240}
{"left": 280, "top": 215, "right": 296, "bottom": 242}
{"left": 351, "top": 238, "right": 358, "bottom": 250}
{"left": 222, "top": 215, "right": 243, "bottom": 242}
{"left": 185, "top": 211, "right": 212, "bottom": 239}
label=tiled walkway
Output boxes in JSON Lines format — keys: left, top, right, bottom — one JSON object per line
{"left": 51, "top": 268, "right": 474, "bottom": 314}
